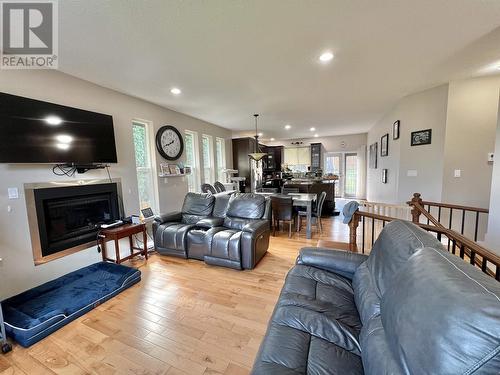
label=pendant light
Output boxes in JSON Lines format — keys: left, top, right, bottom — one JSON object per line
{"left": 248, "top": 114, "right": 267, "bottom": 161}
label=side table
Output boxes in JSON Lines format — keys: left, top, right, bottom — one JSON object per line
{"left": 99, "top": 223, "right": 148, "bottom": 264}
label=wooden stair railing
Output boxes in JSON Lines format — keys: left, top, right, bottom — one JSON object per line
{"left": 348, "top": 194, "right": 500, "bottom": 281}
{"left": 407, "top": 193, "right": 489, "bottom": 241}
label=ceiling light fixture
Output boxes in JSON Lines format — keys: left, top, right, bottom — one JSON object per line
{"left": 270, "top": 138, "right": 275, "bottom": 141}
{"left": 310, "top": 127, "right": 316, "bottom": 131}
{"left": 285, "top": 124, "right": 291, "bottom": 130}
{"left": 258, "top": 132, "right": 263, "bottom": 137}
{"left": 319, "top": 51, "right": 334, "bottom": 63}
{"left": 248, "top": 114, "right": 267, "bottom": 161}
{"left": 314, "top": 134, "right": 319, "bottom": 138}
{"left": 170, "top": 87, "right": 181, "bottom": 95}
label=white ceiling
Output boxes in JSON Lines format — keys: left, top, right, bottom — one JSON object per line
{"left": 59, "top": 1, "right": 500, "bottom": 140}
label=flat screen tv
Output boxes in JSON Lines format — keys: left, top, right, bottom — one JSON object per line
{"left": 0, "top": 92, "right": 118, "bottom": 163}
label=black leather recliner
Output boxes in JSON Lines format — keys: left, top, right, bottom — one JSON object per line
{"left": 153, "top": 193, "right": 215, "bottom": 258}
{"left": 153, "top": 193, "right": 271, "bottom": 270}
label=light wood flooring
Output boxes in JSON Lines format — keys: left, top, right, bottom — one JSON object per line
{"left": 1, "top": 216, "right": 351, "bottom": 375}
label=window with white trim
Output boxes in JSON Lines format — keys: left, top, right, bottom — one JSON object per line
{"left": 184, "top": 130, "right": 201, "bottom": 192}
{"left": 202, "top": 134, "right": 215, "bottom": 184}
{"left": 132, "top": 120, "right": 157, "bottom": 210}
{"left": 215, "top": 137, "right": 226, "bottom": 182}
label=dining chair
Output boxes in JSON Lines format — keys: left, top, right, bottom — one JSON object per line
{"left": 271, "top": 195, "right": 296, "bottom": 238}
{"left": 281, "top": 187, "right": 300, "bottom": 194}
{"left": 297, "top": 191, "right": 327, "bottom": 235}
{"left": 201, "top": 183, "right": 217, "bottom": 194}
{"left": 214, "top": 181, "right": 226, "bottom": 193}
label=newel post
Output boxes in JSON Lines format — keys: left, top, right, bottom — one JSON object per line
{"left": 410, "top": 193, "right": 423, "bottom": 223}
{"left": 348, "top": 211, "right": 360, "bottom": 252}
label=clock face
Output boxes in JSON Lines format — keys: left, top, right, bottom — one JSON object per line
{"left": 156, "top": 125, "right": 184, "bottom": 160}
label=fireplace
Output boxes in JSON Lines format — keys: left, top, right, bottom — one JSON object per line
{"left": 25, "top": 180, "right": 122, "bottom": 264}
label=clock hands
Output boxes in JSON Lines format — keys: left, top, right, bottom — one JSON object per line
{"left": 162, "top": 140, "right": 175, "bottom": 148}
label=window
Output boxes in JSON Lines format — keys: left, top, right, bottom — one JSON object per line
{"left": 344, "top": 153, "right": 358, "bottom": 198}
{"left": 325, "top": 153, "right": 341, "bottom": 197}
{"left": 202, "top": 134, "right": 215, "bottom": 184}
{"left": 132, "top": 121, "right": 157, "bottom": 210}
{"left": 184, "top": 130, "right": 201, "bottom": 192}
{"left": 215, "top": 137, "right": 226, "bottom": 182}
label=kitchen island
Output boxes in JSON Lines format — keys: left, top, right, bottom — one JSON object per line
{"left": 283, "top": 179, "right": 337, "bottom": 215}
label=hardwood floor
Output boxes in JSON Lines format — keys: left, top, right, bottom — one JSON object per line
{"left": 1, "top": 217, "right": 350, "bottom": 375}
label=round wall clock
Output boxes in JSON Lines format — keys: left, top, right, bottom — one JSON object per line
{"left": 155, "top": 125, "right": 184, "bottom": 160}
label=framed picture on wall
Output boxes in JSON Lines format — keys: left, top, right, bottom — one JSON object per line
{"left": 381, "top": 134, "right": 389, "bottom": 157}
{"left": 369, "top": 142, "right": 378, "bottom": 169}
{"left": 393, "top": 120, "right": 400, "bottom": 140}
{"left": 411, "top": 129, "right": 432, "bottom": 146}
{"left": 382, "top": 169, "right": 388, "bottom": 184}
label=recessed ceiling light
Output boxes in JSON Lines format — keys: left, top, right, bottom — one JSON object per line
{"left": 284, "top": 124, "right": 291, "bottom": 130}
{"left": 170, "top": 87, "right": 181, "bottom": 95}
{"left": 319, "top": 51, "right": 334, "bottom": 63}
{"left": 55, "top": 135, "right": 73, "bottom": 143}
{"left": 314, "top": 134, "right": 319, "bottom": 138}
{"left": 45, "top": 116, "right": 63, "bottom": 125}
{"left": 56, "top": 143, "right": 70, "bottom": 150}
{"left": 258, "top": 132, "right": 263, "bottom": 137}
{"left": 270, "top": 138, "right": 275, "bottom": 141}
{"left": 310, "top": 127, "right": 316, "bottom": 131}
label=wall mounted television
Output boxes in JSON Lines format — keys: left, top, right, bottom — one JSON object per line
{"left": 0, "top": 92, "right": 118, "bottom": 164}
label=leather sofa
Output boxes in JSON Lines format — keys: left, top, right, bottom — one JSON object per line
{"left": 252, "top": 220, "right": 500, "bottom": 374}
{"left": 153, "top": 192, "right": 271, "bottom": 270}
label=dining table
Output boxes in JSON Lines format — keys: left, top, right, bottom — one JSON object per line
{"left": 255, "top": 191, "right": 317, "bottom": 239}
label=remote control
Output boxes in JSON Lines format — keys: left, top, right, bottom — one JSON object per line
{"left": 100, "top": 220, "right": 123, "bottom": 229}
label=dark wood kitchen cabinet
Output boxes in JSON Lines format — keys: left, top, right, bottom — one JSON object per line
{"left": 311, "top": 143, "right": 322, "bottom": 171}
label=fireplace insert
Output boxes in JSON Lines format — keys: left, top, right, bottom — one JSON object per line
{"left": 33, "top": 183, "right": 120, "bottom": 257}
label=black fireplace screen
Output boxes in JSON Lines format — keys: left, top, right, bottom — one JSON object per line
{"left": 34, "top": 183, "right": 120, "bottom": 257}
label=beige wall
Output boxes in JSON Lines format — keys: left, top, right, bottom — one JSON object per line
{"left": 442, "top": 77, "right": 500, "bottom": 208}
{"left": 367, "top": 84, "right": 449, "bottom": 203}
{"left": 485, "top": 98, "right": 500, "bottom": 255}
{"left": 0, "top": 70, "right": 231, "bottom": 298}
{"left": 263, "top": 133, "right": 367, "bottom": 153}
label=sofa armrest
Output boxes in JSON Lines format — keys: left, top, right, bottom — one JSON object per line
{"left": 242, "top": 219, "right": 270, "bottom": 237}
{"left": 296, "top": 247, "right": 368, "bottom": 279}
{"left": 196, "top": 217, "right": 225, "bottom": 229}
{"left": 154, "top": 211, "right": 182, "bottom": 225}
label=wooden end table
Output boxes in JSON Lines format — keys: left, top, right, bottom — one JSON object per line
{"left": 99, "top": 223, "right": 148, "bottom": 264}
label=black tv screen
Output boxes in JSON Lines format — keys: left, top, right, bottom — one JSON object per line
{"left": 0, "top": 92, "right": 118, "bottom": 163}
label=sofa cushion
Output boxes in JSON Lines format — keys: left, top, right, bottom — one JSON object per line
{"left": 380, "top": 247, "right": 500, "bottom": 374}
{"left": 252, "top": 264, "right": 364, "bottom": 374}
{"left": 155, "top": 222, "right": 194, "bottom": 253}
{"left": 362, "top": 220, "right": 443, "bottom": 297}
{"left": 252, "top": 324, "right": 364, "bottom": 375}
{"left": 181, "top": 192, "right": 215, "bottom": 224}
{"left": 226, "top": 193, "right": 266, "bottom": 219}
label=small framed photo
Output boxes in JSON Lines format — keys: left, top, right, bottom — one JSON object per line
{"left": 393, "top": 120, "right": 400, "bottom": 140}
{"left": 380, "top": 134, "right": 389, "bottom": 157}
{"left": 411, "top": 129, "right": 432, "bottom": 146}
{"left": 382, "top": 169, "right": 388, "bottom": 184}
{"left": 369, "top": 142, "right": 378, "bottom": 169}
{"left": 160, "top": 163, "right": 170, "bottom": 175}
{"left": 169, "top": 164, "right": 181, "bottom": 175}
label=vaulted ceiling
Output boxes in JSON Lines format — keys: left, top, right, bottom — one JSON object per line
{"left": 59, "top": 0, "right": 500, "bottom": 140}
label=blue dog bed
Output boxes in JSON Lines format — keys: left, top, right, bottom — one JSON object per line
{"left": 2, "top": 262, "right": 140, "bottom": 347}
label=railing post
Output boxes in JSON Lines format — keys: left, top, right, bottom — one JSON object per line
{"left": 348, "top": 212, "right": 360, "bottom": 252}
{"left": 410, "top": 193, "right": 423, "bottom": 223}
